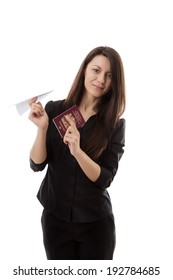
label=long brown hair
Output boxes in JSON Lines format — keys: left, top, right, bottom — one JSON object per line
{"left": 65, "top": 46, "right": 126, "bottom": 161}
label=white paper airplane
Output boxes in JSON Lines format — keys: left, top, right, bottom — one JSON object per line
{"left": 14, "top": 90, "right": 54, "bottom": 115}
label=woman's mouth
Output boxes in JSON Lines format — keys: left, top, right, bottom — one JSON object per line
{"left": 92, "top": 84, "right": 103, "bottom": 90}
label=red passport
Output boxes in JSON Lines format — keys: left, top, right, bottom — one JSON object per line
{"left": 52, "top": 105, "right": 85, "bottom": 137}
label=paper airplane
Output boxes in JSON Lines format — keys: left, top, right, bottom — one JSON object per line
{"left": 15, "top": 90, "right": 54, "bottom": 115}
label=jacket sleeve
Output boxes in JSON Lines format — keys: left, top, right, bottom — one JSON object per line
{"left": 30, "top": 157, "right": 48, "bottom": 172}
{"left": 29, "top": 100, "right": 54, "bottom": 172}
{"left": 95, "top": 118, "right": 126, "bottom": 189}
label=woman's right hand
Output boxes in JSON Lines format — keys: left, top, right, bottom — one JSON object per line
{"left": 28, "top": 97, "right": 49, "bottom": 129}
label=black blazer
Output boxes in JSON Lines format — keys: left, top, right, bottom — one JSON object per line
{"left": 30, "top": 100, "right": 125, "bottom": 223}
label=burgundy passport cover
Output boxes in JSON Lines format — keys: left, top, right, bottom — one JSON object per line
{"left": 52, "top": 105, "right": 85, "bottom": 138}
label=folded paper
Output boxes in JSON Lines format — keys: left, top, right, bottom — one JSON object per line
{"left": 15, "top": 90, "right": 54, "bottom": 115}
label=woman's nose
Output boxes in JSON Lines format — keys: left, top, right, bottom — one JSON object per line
{"left": 97, "top": 73, "right": 105, "bottom": 84}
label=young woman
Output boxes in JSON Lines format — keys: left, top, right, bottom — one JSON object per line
{"left": 29, "top": 46, "right": 126, "bottom": 260}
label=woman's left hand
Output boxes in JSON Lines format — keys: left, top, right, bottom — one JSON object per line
{"left": 63, "top": 115, "right": 81, "bottom": 157}
{"left": 63, "top": 115, "right": 101, "bottom": 183}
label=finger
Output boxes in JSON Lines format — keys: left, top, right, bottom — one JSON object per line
{"left": 30, "top": 102, "right": 44, "bottom": 115}
{"left": 64, "top": 114, "right": 76, "bottom": 126}
{"left": 66, "top": 126, "right": 72, "bottom": 134}
{"left": 30, "top": 106, "right": 44, "bottom": 117}
{"left": 63, "top": 135, "right": 71, "bottom": 145}
{"left": 31, "top": 102, "right": 44, "bottom": 111}
{"left": 66, "top": 126, "right": 79, "bottom": 137}
{"left": 28, "top": 96, "right": 37, "bottom": 107}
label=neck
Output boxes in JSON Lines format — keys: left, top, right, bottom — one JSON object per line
{"left": 78, "top": 93, "right": 98, "bottom": 122}
{"left": 79, "top": 93, "right": 98, "bottom": 114}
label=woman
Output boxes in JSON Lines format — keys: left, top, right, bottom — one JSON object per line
{"left": 29, "top": 46, "right": 126, "bottom": 260}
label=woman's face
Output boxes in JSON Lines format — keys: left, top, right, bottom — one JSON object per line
{"left": 84, "top": 55, "right": 112, "bottom": 99}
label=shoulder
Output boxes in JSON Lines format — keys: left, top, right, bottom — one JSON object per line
{"left": 116, "top": 118, "right": 126, "bottom": 132}
{"left": 45, "top": 99, "right": 66, "bottom": 118}
{"left": 110, "top": 118, "right": 126, "bottom": 145}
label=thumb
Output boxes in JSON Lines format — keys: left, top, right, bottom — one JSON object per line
{"left": 28, "top": 96, "right": 38, "bottom": 107}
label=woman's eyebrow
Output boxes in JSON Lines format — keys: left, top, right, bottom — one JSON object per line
{"left": 93, "top": 65, "right": 101, "bottom": 68}
{"left": 93, "top": 65, "right": 111, "bottom": 73}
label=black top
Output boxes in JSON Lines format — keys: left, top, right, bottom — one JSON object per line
{"left": 30, "top": 100, "right": 125, "bottom": 223}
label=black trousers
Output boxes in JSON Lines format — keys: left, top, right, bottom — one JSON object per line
{"left": 41, "top": 209, "right": 116, "bottom": 260}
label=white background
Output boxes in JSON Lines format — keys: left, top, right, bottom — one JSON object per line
{"left": 0, "top": 0, "right": 172, "bottom": 279}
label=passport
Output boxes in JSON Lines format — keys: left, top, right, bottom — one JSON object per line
{"left": 52, "top": 105, "right": 85, "bottom": 137}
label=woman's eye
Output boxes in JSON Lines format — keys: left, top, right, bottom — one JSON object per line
{"left": 107, "top": 73, "right": 112, "bottom": 79}
{"left": 93, "top": 68, "right": 99, "bottom": 73}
